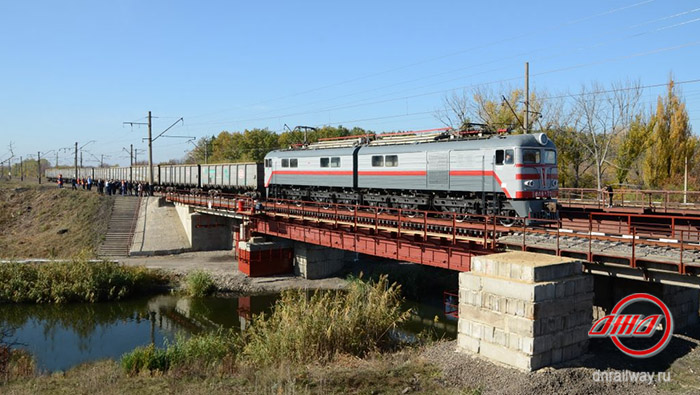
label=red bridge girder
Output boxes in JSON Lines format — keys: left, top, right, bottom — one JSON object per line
{"left": 250, "top": 216, "right": 487, "bottom": 271}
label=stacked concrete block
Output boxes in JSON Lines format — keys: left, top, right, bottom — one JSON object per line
{"left": 457, "top": 251, "right": 594, "bottom": 371}
{"left": 661, "top": 284, "right": 699, "bottom": 329}
{"left": 293, "top": 242, "right": 349, "bottom": 279}
{"left": 593, "top": 276, "right": 699, "bottom": 330}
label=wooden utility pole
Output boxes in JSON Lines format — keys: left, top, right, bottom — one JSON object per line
{"left": 524, "top": 62, "right": 529, "bottom": 134}
{"left": 38, "top": 151, "right": 41, "bottom": 184}
{"left": 20, "top": 156, "right": 23, "bottom": 181}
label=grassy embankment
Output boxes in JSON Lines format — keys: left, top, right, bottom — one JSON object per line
{"left": 0, "top": 182, "right": 113, "bottom": 259}
{"left": 2, "top": 276, "right": 472, "bottom": 393}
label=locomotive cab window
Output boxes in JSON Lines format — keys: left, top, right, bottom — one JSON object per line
{"left": 290, "top": 159, "right": 298, "bottom": 168}
{"left": 495, "top": 150, "right": 504, "bottom": 165}
{"left": 385, "top": 155, "right": 398, "bottom": 167}
{"left": 544, "top": 150, "right": 556, "bottom": 164}
{"left": 372, "top": 155, "right": 384, "bottom": 167}
{"left": 320, "top": 158, "right": 329, "bottom": 168}
{"left": 282, "top": 159, "right": 289, "bottom": 168}
{"left": 265, "top": 159, "right": 272, "bottom": 168}
{"left": 504, "top": 149, "right": 514, "bottom": 164}
{"left": 331, "top": 157, "right": 341, "bottom": 167}
{"left": 522, "top": 149, "right": 541, "bottom": 164}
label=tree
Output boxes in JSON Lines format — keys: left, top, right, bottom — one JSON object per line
{"left": 549, "top": 127, "right": 593, "bottom": 188}
{"left": 278, "top": 125, "right": 369, "bottom": 148}
{"left": 210, "top": 131, "right": 244, "bottom": 163}
{"left": 613, "top": 115, "right": 651, "bottom": 185}
{"left": 238, "top": 129, "right": 279, "bottom": 162}
{"left": 571, "top": 80, "right": 642, "bottom": 190}
{"left": 436, "top": 86, "right": 549, "bottom": 133}
{"left": 643, "top": 79, "right": 696, "bottom": 188}
{"left": 184, "top": 136, "right": 215, "bottom": 164}
{"left": 435, "top": 91, "right": 472, "bottom": 130}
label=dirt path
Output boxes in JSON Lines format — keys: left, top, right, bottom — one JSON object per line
{"left": 121, "top": 250, "right": 348, "bottom": 294}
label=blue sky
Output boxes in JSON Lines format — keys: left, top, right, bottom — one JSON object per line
{"left": 1, "top": 0, "right": 699, "bottom": 166}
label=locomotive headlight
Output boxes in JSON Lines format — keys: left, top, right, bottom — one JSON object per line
{"left": 551, "top": 180, "right": 558, "bottom": 187}
{"left": 524, "top": 180, "right": 535, "bottom": 187}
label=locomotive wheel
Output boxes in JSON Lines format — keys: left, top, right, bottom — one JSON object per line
{"left": 498, "top": 210, "right": 522, "bottom": 227}
{"left": 368, "top": 203, "right": 387, "bottom": 214}
{"left": 399, "top": 204, "right": 421, "bottom": 218}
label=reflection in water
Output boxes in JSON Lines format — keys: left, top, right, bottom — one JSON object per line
{"left": 0, "top": 292, "right": 455, "bottom": 372}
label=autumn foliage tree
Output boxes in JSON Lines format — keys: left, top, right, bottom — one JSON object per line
{"left": 643, "top": 79, "right": 696, "bottom": 188}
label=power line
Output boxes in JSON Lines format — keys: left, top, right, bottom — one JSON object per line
{"left": 187, "top": 6, "right": 700, "bottom": 129}
{"left": 184, "top": 0, "right": 658, "bottom": 122}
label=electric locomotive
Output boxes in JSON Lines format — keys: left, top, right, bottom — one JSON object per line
{"left": 263, "top": 129, "right": 558, "bottom": 221}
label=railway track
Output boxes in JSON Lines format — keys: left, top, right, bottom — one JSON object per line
{"left": 165, "top": 192, "right": 700, "bottom": 278}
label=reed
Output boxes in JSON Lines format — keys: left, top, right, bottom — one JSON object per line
{"left": 243, "top": 275, "right": 410, "bottom": 366}
{"left": 184, "top": 270, "right": 215, "bottom": 297}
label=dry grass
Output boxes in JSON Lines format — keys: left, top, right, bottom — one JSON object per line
{"left": 2, "top": 349, "right": 462, "bottom": 394}
{"left": 0, "top": 182, "right": 113, "bottom": 259}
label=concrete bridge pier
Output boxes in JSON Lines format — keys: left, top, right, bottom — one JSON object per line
{"left": 174, "top": 203, "right": 233, "bottom": 251}
{"left": 293, "top": 242, "right": 353, "bottom": 279}
{"left": 457, "top": 252, "right": 593, "bottom": 371}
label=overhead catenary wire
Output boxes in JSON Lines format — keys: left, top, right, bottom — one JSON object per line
{"left": 183, "top": 0, "right": 659, "bottom": 122}
{"left": 186, "top": 7, "right": 700, "bottom": 129}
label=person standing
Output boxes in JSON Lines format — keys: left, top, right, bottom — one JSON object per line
{"left": 603, "top": 185, "right": 614, "bottom": 208}
{"left": 57, "top": 174, "right": 64, "bottom": 189}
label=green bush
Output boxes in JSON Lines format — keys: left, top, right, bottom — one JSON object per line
{"left": 185, "top": 270, "right": 215, "bottom": 297}
{"left": 0, "top": 260, "right": 164, "bottom": 303}
{"left": 243, "top": 275, "right": 409, "bottom": 366}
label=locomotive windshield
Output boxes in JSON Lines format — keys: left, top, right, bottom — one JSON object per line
{"left": 522, "top": 149, "right": 541, "bottom": 164}
{"left": 544, "top": 150, "right": 556, "bottom": 164}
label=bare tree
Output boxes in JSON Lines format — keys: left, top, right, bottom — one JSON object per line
{"left": 435, "top": 90, "right": 471, "bottom": 130}
{"left": 571, "top": 81, "right": 642, "bottom": 190}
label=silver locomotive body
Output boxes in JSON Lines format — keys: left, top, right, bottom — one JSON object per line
{"left": 264, "top": 133, "right": 558, "bottom": 219}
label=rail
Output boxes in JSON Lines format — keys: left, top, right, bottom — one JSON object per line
{"left": 163, "top": 191, "right": 700, "bottom": 276}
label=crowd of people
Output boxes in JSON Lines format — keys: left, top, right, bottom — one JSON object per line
{"left": 56, "top": 174, "right": 153, "bottom": 197}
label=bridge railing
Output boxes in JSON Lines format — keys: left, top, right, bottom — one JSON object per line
{"left": 559, "top": 188, "right": 700, "bottom": 211}
{"left": 163, "top": 190, "right": 700, "bottom": 275}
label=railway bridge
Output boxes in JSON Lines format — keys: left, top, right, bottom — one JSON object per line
{"left": 157, "top": 190, "right": 700, "bottom": 371}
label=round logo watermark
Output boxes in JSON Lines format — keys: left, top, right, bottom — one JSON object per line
{"left": 588, "top": 293, "right": 674, "bottom": 358}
